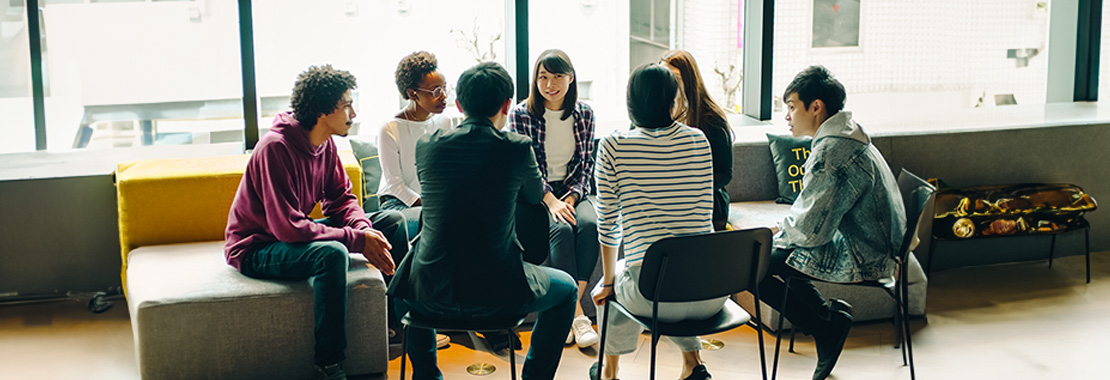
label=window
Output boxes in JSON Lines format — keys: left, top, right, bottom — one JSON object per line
{"left": 0, "top": 0, "right": 35, "bottom": 153}
{"left": 530, "top": 0, "right": 743, "bottom": 137}
{"left": 41, "top": 0, "right": 243, "bottom": 149}
{"left": 253, "top": 0, "right": 507, "bottom": 142}
{"left": 772, "top": 0, "right": 1051, "bottom": 123}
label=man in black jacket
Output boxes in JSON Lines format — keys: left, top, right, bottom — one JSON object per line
{"left": 388, "top": 62, "right": 577, "bottom": 380}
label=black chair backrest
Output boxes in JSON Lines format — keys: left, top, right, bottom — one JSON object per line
{"left": 896, "top": 169, "right": 936, "bottom": 262}
{"left": 637, "top": 228, "right": 773, "bottom": 303}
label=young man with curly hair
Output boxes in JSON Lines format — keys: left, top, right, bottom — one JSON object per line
{"left": 225, "top": 65, "right": 409, "bottom": 380}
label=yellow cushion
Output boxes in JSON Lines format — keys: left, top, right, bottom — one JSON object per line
{"left": 116, "top": 150, "right": 363, "bottom": 287}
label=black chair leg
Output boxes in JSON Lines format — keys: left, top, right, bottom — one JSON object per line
{"left": 508, "top": 328, "right": 518, "bottom": 380}
{"left": 753, "top": 292, "right": 769, "bottom": 380}
{"left": 772, "top": 277, "right": 792, "bottom": 380}
{"left": 1048, "top": 234, "right": 1057, "bottom": 269}
{"left": 649, "top": 331, "right": 661, "bottom": 380}
{"left": 597, "top": 302, "right": 610, "bottom": 380}
{"left": 1086, "top": 226, "right": 1091, "bottom": 284}
{"left": 399, "top": 325, "right": 409, "bottom": 380}
{"left": 901, "top": 281, "right": 916, "bottom": 380}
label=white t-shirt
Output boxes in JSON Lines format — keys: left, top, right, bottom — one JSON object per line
{"left": 543, "top": 108, "right": 575, "bottom": 182}
{"left": 376, "top": 115, "right": 452, "bottom": 206}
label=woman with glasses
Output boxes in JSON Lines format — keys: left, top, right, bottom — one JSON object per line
{"left": 661, "top": 50, "right": 734, "bottom": 231}
{"left": 378, "top": 51, "right": 452, "bottom": 239}
{"left": 377, "top": 51, "right": 453, "bottom": 349}
{"left": 506, "top": 48, "right": 600, "bottom": 348}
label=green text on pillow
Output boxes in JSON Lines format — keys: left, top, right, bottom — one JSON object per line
{"left": 766, "top": 133, "right": 812, "bottom": 204}
{"left": 349, "top": 139, "right": 382, "bottom": 213}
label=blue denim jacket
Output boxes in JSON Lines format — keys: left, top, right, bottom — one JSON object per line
{"left": 775, "top": 112, "right": 906, "bottom": 283}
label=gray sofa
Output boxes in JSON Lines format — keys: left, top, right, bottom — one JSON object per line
{"left": 127, "top": 242, "right": 387, "bottom": 380}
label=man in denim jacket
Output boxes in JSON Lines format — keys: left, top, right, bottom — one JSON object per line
{"left": 759, "top": 65, "right": 907, "bottom": 380}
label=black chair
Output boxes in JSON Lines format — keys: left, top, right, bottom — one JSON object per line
{"left": 596, "top": 228, "right": 774, "bottom": 380}
{"left": 772, "top": 169, "right": 934, "bottom": 380}
{"left": 399, "top": 312, "right": 527, "bottom": 380}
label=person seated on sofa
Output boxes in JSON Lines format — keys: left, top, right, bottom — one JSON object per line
{"left": 506, "top": 48, "right": 600, "bottom": 348}
{"left": 388, "top": 61, "right": 577, "bottom": 380}
{"left": 660, "top": 49, "right": 734, "bottom": 231}
{"left": 758, "top": 65, "right": 907, "bottom": 380}
{"left": 378, "top": 51, "right": 453, "bottom": 239}
{"left": 590, "top": 63, "right": 718, "bottom": 380}
{"left": 224, "top": 64, "right": 409, "bottom": 380}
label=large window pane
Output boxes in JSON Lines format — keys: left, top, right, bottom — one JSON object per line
{"left": 531, "top": 0, "right": 743, "bottom": 137}
{"left": 0, "top": 0, "right": 35, "bottom": 153}
{"left": 253, "top": 0, "right": 506, "bottom": 141}
{"left": 42, "top": 0, "right": 243, "bottom": 150}
{"left": 773, "top": 0, "right": 1051, "bottom": 124}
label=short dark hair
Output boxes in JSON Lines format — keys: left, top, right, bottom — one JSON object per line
{"left": 525, "top": 49, "right": 577, "bottom": 120}
{"left": 395, "top": 51, "right": 438, "bottom": 100}
{"left": 456, "top": 62, "right": 514, "bottom": 119}
{"left": 291, "top": 65, "right": 357, "bottom": 131}
{"left": 783, "top": 65, "right": 845, "bottom": 116}
{"left": 627, "top": 63, "right": 678, "bottom": 129}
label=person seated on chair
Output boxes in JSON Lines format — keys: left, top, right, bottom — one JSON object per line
{"left": 590, "top": 63, "right": 718, "bottom": 380}
{"left": 224, "top": 65, "right": 409, "bottom": 380}
{"left": 759, "top": 65, "right": 907, "bottom": 380}
{"left": 388, "top": 61, "right": 578, "bottom": 380}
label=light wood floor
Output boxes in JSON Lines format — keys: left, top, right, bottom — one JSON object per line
{"left": 2, "top": 253, "right": 1106, "bottom": 380}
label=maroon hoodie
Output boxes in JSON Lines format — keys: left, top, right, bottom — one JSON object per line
{"left": 224, "top": 112, "right": 370, "bottom": 270}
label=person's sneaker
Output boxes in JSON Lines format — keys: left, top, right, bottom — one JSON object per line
{"left": 436, "top": 333, "right": 451, "bottom": 349}
{"left": 315, "top": 363, "right": 347, "bottom": 380}
{"left": 589, "top": 361, "right": 620, "bottom": 380}
{"left": 572, "top": 315, "right": 600, "bottom": 347}
{"left": 681, "top": 364, "right": 712, "bottom": 380}
{"left": 566, "top": 328, "right": 576, "bottom": 345}
{"left": 812, "top": 309, "right": 853, "bottom": 380}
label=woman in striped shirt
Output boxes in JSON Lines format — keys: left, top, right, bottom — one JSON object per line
{"left": 589, "top": 63, "right": 719, "bottom": 380}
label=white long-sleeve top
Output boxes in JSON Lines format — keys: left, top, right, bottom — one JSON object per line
{"left": 376, "top": 115, "right": 453, "bottom": 206}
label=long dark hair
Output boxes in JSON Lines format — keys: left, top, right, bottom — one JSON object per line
{"left": 627, "top": 63, "right": 678, "bottom": 129}
{"left": 525, "top": 49, "right": 577, "bottom": 121}
{"left": 661, "top": 50, "right": 732, "bottom": 139}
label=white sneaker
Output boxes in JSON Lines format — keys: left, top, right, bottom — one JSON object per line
{"left": 566, "top": 329, "right": 575, "bottom": 345}
{"left": 572, "top": 315, "right": 599, "bottom": 347}
{"left": 436, "top": 334, "right": 451, "bottom": 349}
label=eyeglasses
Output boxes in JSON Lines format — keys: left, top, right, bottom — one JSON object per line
{"left": 414, "top": 86, "right": 449, "bottom": 98}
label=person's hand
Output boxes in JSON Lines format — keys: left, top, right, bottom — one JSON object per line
{"left": 592, "top": 284, "right": 614, "bottom": 306}
{"left": 363, "top": 229, "right": 396, "bottom": 276}
{"left": 545, "top": 197, "right": 578, "bottom": 225}
{"left": 563, "top": 193, "right": 578, "bottom": 208}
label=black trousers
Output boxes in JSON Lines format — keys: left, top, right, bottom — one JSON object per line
{"left": 756, "top": 248, "right": 836, "bottom": 335}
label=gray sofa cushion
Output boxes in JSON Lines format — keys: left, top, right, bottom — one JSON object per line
{"left": 126, "top": 241, "right": 387, "bottom": 380}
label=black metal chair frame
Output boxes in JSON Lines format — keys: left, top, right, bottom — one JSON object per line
{"left": 596, "top": 228, "right": 775, "bottom": 380}
{"left": 771, "top": 169, "right": 934, "bottom": 380}
{"left": 399, "top": 311, "right": 527, "bottom": 380}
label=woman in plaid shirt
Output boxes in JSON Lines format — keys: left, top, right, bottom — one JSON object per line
{"left": 506, "top": 48, "right": 600, "bottom": 348}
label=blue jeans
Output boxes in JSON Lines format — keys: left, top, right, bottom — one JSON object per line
{"left": 240, "top": 210, "right": 408, "bottom": 366}
{"left": 397, "top": 266, "right": 577, "bottom": 380}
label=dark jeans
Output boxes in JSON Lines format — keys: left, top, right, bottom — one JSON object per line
{"left": 756, "top": 248, "right": 836, "bottom": 335}
{"left": 397, "top": 267, "right": 578, "bottom": 380}
{"left": 380, "top": 195, "right": 422, "bottom": 240}
{"left": 240, "top": 210, "right": 408, "bottom": 366}
{"left": 546, "top": 196, "right": 599, "bottom": 281}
